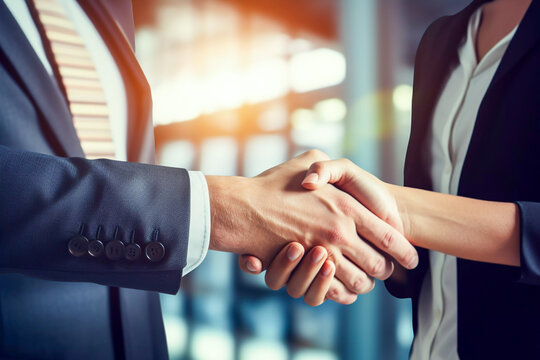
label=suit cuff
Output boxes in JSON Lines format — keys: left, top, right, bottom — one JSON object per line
{"left": 183, "top": 171, "right": 211, "bottom": 276}
{"left": 516, "top": 201, "right": 540, "bottom": 285}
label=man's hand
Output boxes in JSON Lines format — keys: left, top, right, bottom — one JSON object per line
{"left": 238, "top": 157, "right": 417, "bottom": 305}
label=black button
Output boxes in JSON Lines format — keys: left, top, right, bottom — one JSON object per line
{"left": 88, "top": 240, "right": 104, "bottom": 257}
{"left": 68, "top": 235, "right": 89, "bottom": 257}
{"left": 125, "top": 243, "right": 141, "bottom": 261}
{"left": 145, "top": 242, "right": 165, "bottom": 262}
{"left": 105, "top": 240, "right": 125, "bottom": 260}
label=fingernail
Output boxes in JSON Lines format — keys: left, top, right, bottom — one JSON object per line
{"left": 407, "top": 255, "right": 419, "bottom": 269}
{"left": 321, "top": 261, "right": 334, "bottom": 277}
{"left": 312, "top": 247, "right": 325, "bottom": 263}
{"left": 302, "top": 173, "right": 319, "bottom": 185}
{"left": 287, "top": 245, "right": 302, "bottom": 261}
{"left": 246, "top": 261, "right": 257, "bottom": 273}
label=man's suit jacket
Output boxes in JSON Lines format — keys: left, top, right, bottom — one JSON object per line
{"left": 386, "top": 0, "right": 540, "bottom": 358}
{"left": 0, "top": 1, "right": 191, "bottom": 359}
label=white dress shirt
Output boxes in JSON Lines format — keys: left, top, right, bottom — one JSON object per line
{"left": 410, "top": 6, "right": 518, "bottom": 360}
{"left": 5, "top": 0, "right": 210, "bottom": 276}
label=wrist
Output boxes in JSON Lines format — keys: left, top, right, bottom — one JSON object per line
{"left": 206, "top": 175, "right": 252, "bottom": 254}
{"left": 384, "top": 182, "right": 414, "bottom": 245}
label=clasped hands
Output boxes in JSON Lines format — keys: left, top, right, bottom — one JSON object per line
{"left": 206, "top": 150, "right": 418, "bottom": 306}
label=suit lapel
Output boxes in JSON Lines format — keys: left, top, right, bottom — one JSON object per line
{"left": 457, "top": 0, "right": 540, "bottom": 196}
{"left": 490, "top": 0, "right": 540, "bottom": 86}
{"left": 0, "top": 1, "right": 83, "bottom": 157}
{"left": 78, "top": 0, "right": 155, "bottom": 164}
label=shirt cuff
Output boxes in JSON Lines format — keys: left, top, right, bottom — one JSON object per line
{"left": 183, "top": 171, "right": 211, "bottom": 276}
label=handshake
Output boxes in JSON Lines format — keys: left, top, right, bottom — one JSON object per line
{"left": 206, "top": 150, "right": 419, "bottom": 306}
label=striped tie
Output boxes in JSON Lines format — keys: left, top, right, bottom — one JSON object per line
{"left": 31, "top": 0, "right": 116, "bottom": 159}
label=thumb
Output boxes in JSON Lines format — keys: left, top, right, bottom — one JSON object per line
{"left": 301, "top": 159, "right": 352, "bottom": 190}
{"left": 238, "top": 254, "right": 263, "bottom": 274}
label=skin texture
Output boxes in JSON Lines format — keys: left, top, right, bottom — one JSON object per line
{"left": 207, "top": 150, "right": 418, "bottom": 299}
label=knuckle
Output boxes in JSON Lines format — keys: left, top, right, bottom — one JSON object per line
{"left": 305, "top": 149, "right": 328, "bottom": 160}
{"left": 381, "top": 230, "right": 395, "bottom": 250}
{"left": 351, "top": 278, "right": 365, "bottom": 294}
{"left": 336, "top": 197, "right": 355, "bottom": 216}
{"left": 326, "top": 228, "right": 344, "bottom": 245}
{"left": 352, "top": 274, "right": 374, "bottom": 294}
{"left": 325, "top": 220, "right": 348, "bottom": 245}
{"left": 369, "top": 256, "right": 386, "bottom": 278}
{"left": 326, "top": 287, "right": 340, "bottom": 301}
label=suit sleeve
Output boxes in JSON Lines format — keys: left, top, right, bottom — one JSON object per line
{"left": 0, "top": 145, "right": 190, "bottom": 294}
{"left": 516, "top": 202, "right": 540, "bottom": 285}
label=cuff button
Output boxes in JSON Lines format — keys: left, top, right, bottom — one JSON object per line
{"left": 88, "top": 240, "right": 105, "bottom": 257}
{"left": 68, "top": 235, "right": 89, "bottom": 257}
{"left": 105, "top": 240, "right": 125, "bottom": 261}
{"left": 125, "top": 243, "right": 142, "bottom": 261}
{"left": 145, "top": 242, "right": 165, "bottom": 262}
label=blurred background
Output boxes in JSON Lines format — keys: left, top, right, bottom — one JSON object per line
{"left": 132, "top": 0, "right": 469, "bottom": 359}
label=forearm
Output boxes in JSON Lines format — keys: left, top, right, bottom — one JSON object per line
{"left": 388, "top": 183, "right": 520, "bottom": 266}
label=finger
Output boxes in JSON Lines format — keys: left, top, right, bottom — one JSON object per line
{"left": 302, "top": 158, "right": 352, "bottom": 190}
{"left": 238, "top": 254, "right": 264, "bottom": 274}
{"left": 304, "top": 260, "right": 335, "bottom": 307}
{"left": 302, "top": 158, "right": 366, "bottom": 189}
{"left": 264, "top": 242, "right": 305, "bottom": 290}
{"left": 286, "top": 246, "right": 328, "bottom": 298}
{"left": 352, "top": 205, "right": 418, "bottom": 269}
{"left": 334, "top": 254, "right": 377, "bottom": 294}
{"left": 337, "top": 234, "right": 394, "bottom": 280}
{"left": 326, "top": 278, "right": 358, "bottom": 305}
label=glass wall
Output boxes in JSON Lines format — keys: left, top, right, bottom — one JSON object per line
{"left": 133, "top": 0, "right": 470, "bottom": 358}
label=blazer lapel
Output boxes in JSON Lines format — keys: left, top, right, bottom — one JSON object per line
{"left": 78, "top": 0, "right": 155, "bottom": 164}
{"left": 0, "top": 1, "right": 83, "bottom": 157}
{"left": 457, "top": 0, "right": 540, "bottom": 197}
{"left": 490, "top": 0, "right": 540, "bottom": 86}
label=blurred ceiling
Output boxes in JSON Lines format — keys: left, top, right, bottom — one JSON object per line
{"left": 219, "top": 0, "right": 337, "bottom": 39}
{"left": 132, "top": 0, "right": 337, "bottom": 39}
{"left": 132, "top": 0, "right": 471, "bottom": 67}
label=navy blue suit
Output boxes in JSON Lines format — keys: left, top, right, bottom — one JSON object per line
{"left": 0, "top": 1, "right": 190, "bottom": 359}
{"left": 386, "top": 0, "right": 540, "bottom": 358}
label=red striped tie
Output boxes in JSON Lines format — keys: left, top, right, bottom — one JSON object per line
{"left": 32, "top": 0, "right": 116, "bottom": 159}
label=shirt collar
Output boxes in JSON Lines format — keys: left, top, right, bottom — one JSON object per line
{"left": 458, "top": 5, "right": 519, "bottom": 76}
